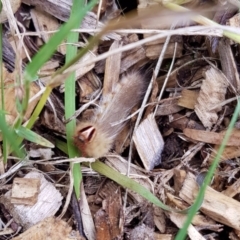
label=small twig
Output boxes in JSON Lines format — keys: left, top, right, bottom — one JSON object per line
{"left": 154, "top": 39, "right": 178, "bottom": 117}
{"left": 65, "top": 90, "right": 102, "bottom": 123}
{"left": 58, "top": 168, "right": 73, "bottom": 219}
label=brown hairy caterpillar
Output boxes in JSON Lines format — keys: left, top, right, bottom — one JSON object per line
{"left": 74, "top": 71, "right": 147, "bottom": 158}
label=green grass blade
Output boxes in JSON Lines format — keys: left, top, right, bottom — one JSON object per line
{"left": 64, "top": 0, "right": 85, "bottom": 200}
{"left": 91, "top": 161, "right": 190, "bottom": 212}
{"left": 23, "top": 8, "right": 92, "bottom": 82}
{"left": 55, "top": 140, "right": 201, "bottom": 214}
{"left": 0, "top": 111, "right": 25, "bottom": 159}
{"left": 55, "top": 138, "right": 69, "bottom": 155}
{"left": 21, "top": 0, "right": 98, "bottom": 125}
{"left": 13, "top": 1, "right": 97, "bottom": 160}
{"left": 175, "top": 99, "right": 240, "bottom": 240}
{"left": 0, "top": 6, "right": 7, "bottom": 163}
{"left": 15, "top": 125, "right": 54, "bottom": 148}
{"left": 65, "top": 0, "right": 98, "bottom": 199}
{"left": 26, "top": 86, "right": 52, "bottom": 130}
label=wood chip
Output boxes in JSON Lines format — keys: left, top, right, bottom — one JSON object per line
{"left": 178, "top": 89, "right": 199, "bottom": 110}
{"left": 195, "top": 67, "right": 229, "bottom": 129}
{"left": 146, "top": 42, "right": 182, "bottom": 60}
{"left": 183, "top": 128, "right": 240, "bottom": 146}
{"left": 11, "top": 178, "right": 40, "bottom": 205}
{"left": 209, "top": 145, "right": 240, "bottom": 163}
{"left": 12, "top": 217, "right": 83, "bottom": 240}
{"left": 229, "top": 12, "right": 240, "bottom": 29}
{"left": 95, "top": 189, "right": 123, "bottom": 239}
{"left": 95, "top": 209, "right": 111, "bottom": 240}
{"left": 169, "top": 212, "right": 205, "bottom": 240}
{"left": 22, "top": 0, "right": 121, "bottom": 41}
{"left": 95, "top": 34, "right": 147, "bottom": 74}
{"left": 153, "top": 233, "right": 172, "bottom": 240}
{"left": 222, "top": 178, "right": 240, "bottom": 198}
{"left": 156, "top": 98, "right": 183, "bottom": 116}
{"left": 179, "top": 172, "right": 240, "bottom": 230}
{"left": 4, "top": 171, "right": 63, "bottom": 229}
{"left": 103, "top": 40, "right": 122, "bottom": 96}
{"left": 133, "top": 113, "right": 164, "bottom": 171}
{"left": 169, "top": 114, "right": 205, "bottom": 131}
{"left": 173, "top": 169, "right": 187, "bottom": 194}
{"left": 153, "top": 206, "right": 166, "bottom": 233}
{"left": 218, "top": 39, "right": 240, "bottom": 91}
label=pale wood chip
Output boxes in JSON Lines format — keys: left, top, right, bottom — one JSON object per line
{"left": 169, "top": 212, "right": 205, "bottom": 240}
{"left": 146, "top": 42, "right": 183, "bottom": 60}
{"left": 183, "top": 128, "right": 240, "bottom": 146}
{"left": 4, "top": 171, "right": 63, "bottom": 229}
{"left": 80, "top": 183, "right": 96, "bottom": 240}
{"left": 178, "top": 89, "right": 199, "bottom": 110}
{"left": 133, "top": 113, "right": 164, "bottom": 171}
{"left": 209, "top": 145, "right": 240, "bottom": 163}
{"left": 11, "top": 178, "right": 40, "bottom": 205}
{"left": 12, "top": 217, "right": 83, "bottom": 240}
{"left": 179, "top": 172, "right": 240, "bottom": 230}
{"left": 103, "top": 40, "right": 122, "bottom": 96}
{"left": 195, "top": 67, "right": 229, "bottom": 129}
{"left": 222, "top": 178, "right": 240, "bottom": 198}
{"left": 218, "top": 39, "right": 240, "bottom": 92}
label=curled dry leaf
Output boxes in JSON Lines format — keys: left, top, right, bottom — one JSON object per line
{"left": 194, "top": 67, "right": 229, "bottom": 129}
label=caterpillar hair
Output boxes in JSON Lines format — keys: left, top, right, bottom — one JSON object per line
{"left": 74, "top": 71, "right": 147, "bottom": 158}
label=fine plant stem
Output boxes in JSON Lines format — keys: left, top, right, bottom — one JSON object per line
{"left": 0, "top": 7, "right": 7, "bottom": 163}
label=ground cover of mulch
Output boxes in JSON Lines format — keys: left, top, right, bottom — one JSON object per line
{"left": 1, "top": 0, "right": 240, "bottom": 239}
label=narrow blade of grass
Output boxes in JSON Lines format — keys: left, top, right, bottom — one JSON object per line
{"left": 15, "top": 125, "right": 54, "bottom": 148}
{"left": 175, "top": 99, "right": 240, "bottom": 240}
{"left": 0, "top": 3, "right": 7, "bottom": 163}
{"left": 91, "top": 160, "right": 199, "bottom": 213}
{"left": 0, "top": 111, "right": 25, "bottom": 159}
{"left": 21, "top": 0, "right": 98, "bottom": 126}
{"left": 23, "top": 6, "right": 94, "bottom": 82}
{"left": 55, "top": 140, "right": 203, "bottom": 214}
{"left": 64, "top": 0, "right": 85, "bottom": 200}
